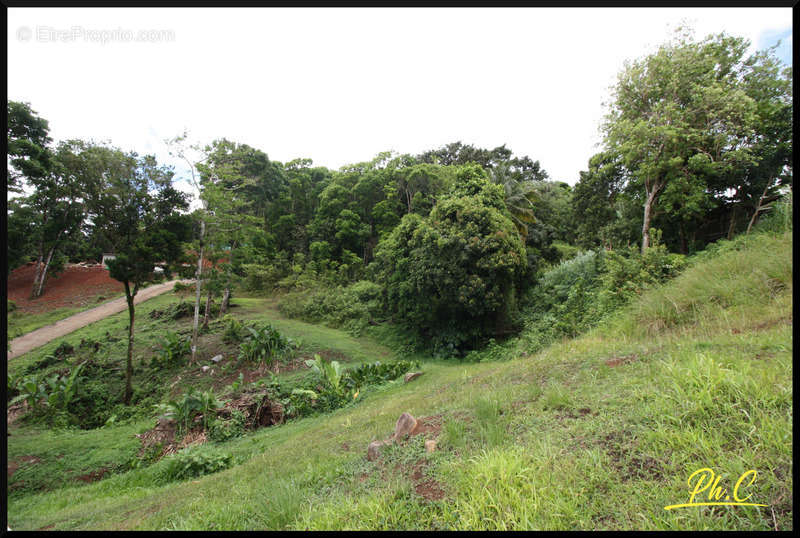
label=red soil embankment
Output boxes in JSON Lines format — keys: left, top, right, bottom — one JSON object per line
{"left": 7, "top": 263, "right": 125, "bottom": 315}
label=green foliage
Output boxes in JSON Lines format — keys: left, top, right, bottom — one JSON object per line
{"left": 208, "top": 410, "right": 247, "bottom": 443}
{"left": 520, "top": 236, "right": 687, "bottom": 347}
{"left": 172, "top": 281, "right": 193, "bottom": 294}
{"left": 277, "top": 280, "right": 383, "bottom": 336}
{"left": 149, "top": 300, "right": 218, "bottom": 321}
{"left": 155, "top": 388, "right": 223, "bottom": 434}
{"left": 305, "top": 354, "right": 345, "bottom": 392}
{"left": 237, "top": 324, "right": 292, "bottom": 364}
{"left": 374, "top": 175, "right": 527, "bottom": 355}
{"left": 342, "top": 360, "right": 421, "bottom": 389}
{"left": 754, "top": 191, "right": 793, "bottom": 234}
{"left": 7, "top": 299, "right": 17, "bottom": 313}
{"left": 160, "top": 448, "right": 233, "bottom": 482}
{"left": 152, "top": 332, "right": 191, "bottom": 368}
{"left": 221, "top": 314, "right": 247, "bottom": 344}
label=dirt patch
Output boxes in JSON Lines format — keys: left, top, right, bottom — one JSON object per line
{"left": 76, "top": 467, "right": 111, "bottom": 483}
{"left": 597, "top": 431, "right": 664, "bottom": 482}
{"left": 732, "top": 316, "right": 792, "bottom": 335}
{"left": 410, "top": 460, "right": 446, "bottom": 502}
{"left": 410, "top": 414, "right": 443, "bottom": 437}
{"left": 604, "top": 354, "right": 638, "bottom": 367}
{"left": 557, "top": 407, "right": 598, "bottom": 420}
{"left": 8, "top": 455, "right": 42, "bottom": 480}
{"left": 7, "top": 263, "right": 125, "bottom": 315}
{"left": 7, "top": 401, "right": 29, "bottom": 426}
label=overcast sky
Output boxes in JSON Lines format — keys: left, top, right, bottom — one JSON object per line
{"left": 7, "top": 7, "right": 793, "bottom": 197}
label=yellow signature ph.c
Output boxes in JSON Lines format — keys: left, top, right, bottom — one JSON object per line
{"left": 663, "top": 468, "right": 768, "bottom": 510}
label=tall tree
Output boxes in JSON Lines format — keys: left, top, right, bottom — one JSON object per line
{"left": 7, "top": 101, "right": 53, "bottom": 194}
{"left": 603, "top": 29, "right": 760, "bottom": 252}
{"left": 90, "top": 148, "right": 191, "bottom": 404}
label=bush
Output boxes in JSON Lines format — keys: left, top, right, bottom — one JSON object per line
{"left": 519, "top": 235, "right": 687, "bottom": 348}
{"left": 754, "top": 190, "right": 793, "bottom": 235}
{"left": 155, "top": 388, "right": 223, "bottom": 434}
{"left": 172, "top": 281, "right": 193, "bottom": 294}
{"left": 152, "top": 332, "right": 191, "bottom": 368}
{"left": 238, "top": 324, "right": 292, "bottom": 364}
{"left": 373, "top": 170, "right": 527, "bottom": 354}
{"left": 7, "top": 300, "right": 16, "bottom": 313}
{"left": 208, "top": 409, "right": 247, "bottom": 442}
{"left": 221, "top": 315, "right": 247, "bottom": 344}
{"left": 148, "top": 300, "right": 219, "bottom": 321}
{"left": 278, "top": 280, "right": 383, "bottom": 336}
{"left": 160, "top": 448, "right": 233, "bottom": 482}
{"left": 342, "top": 359, "right": 420, "bottom": 389}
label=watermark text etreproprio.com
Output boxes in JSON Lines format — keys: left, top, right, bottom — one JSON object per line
{"left": 16, "top": 26, "right": 175, "bottom": 45}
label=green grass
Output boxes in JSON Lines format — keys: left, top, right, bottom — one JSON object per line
{"left": 6, "top": 231, "right": 792, "bottom": 530}
{"left": 7, "top": 292, "right": 125, "bottom": 339}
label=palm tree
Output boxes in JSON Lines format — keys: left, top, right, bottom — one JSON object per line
{"left": 488, "top": 163, "right": 539, "bottom": 240}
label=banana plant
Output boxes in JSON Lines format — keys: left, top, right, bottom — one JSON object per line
{"left": 10, "top": 376, "right": 48, "bottom": 409}
{"left": 304, "top": 354, "right": 344, "bottom": 392}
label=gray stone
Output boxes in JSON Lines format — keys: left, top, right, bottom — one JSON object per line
{"left": 201, "top": 365, "right": 210, "bottom": 373}
{"left": 392, "top": 412, "right": 417, "bottom": 441}
{"left": 404, "top": 372, "right": 423, "bottom": 383}
{"left": 211, "top": 355, "right": 223, "bottom": 363}
{"left": 367, "top": 440, "right": 388, "bottom": 461}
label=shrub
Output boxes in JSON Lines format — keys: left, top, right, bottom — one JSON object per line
{"left": 221, "top": 315, "right": 247, "bottom": 344}
{"left": 373, "top": 172, "right": 527, "bottom": 354}
{"left": 305, "top": 354, "right": 344, "bottom": 392}
{"left": 160, "top": 448, "right": 233, "bottom": 482}
{"left": 238, "top": 324, "right": 292, "bottom": 364}
{"left": 152, "top": 332, "right": 191, "bottom": 368}
{"left": 342, "top": 359, "right": 420, "bottom": 389}
{"left": 172, "top": 281, "right": 193, "bottom": 294}
{"left": 278, "top": 280, "right": 383, "bottom": 336}
{"left": 7, "top": 300, "right": 16, "bottom": 313}
{"left": 209, "top": 410, "right": 247, "bottom": 442}
{"left": 155, "top": 388, "right": 223, "bottom": 434}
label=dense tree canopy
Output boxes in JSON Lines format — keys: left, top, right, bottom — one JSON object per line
{"left": 7, "top": 27, "right": 792, "bottom": 357}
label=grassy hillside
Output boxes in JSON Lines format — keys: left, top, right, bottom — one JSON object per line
{"left": 6, "top": 231, "right": 792, "bottom": 530}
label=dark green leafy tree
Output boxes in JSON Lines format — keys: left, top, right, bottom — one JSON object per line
{"left": 94, "top": 149, "right": 191, "bottom": 404}
{"left": 603, "top": 29, "right": 760, "bottom": 252}
{"left": 7, "top": 101, "right": 53, "bottom": 194}
{"left": 374, "top": 165, "right": 527, "bottom": 353}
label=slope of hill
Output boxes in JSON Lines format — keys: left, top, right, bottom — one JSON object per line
{"left": 6, "top": 231, "right": 792, "bottom": 530}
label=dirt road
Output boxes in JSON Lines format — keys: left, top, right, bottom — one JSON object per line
{"left": 8, "top": 279, "right": 192, "bottom": 360}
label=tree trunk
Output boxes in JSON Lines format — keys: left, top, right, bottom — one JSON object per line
{"left": 30, "top": 249, "right": 45, "bottom": 300}
{"left": 641, "top": 188, "right": 657, "bottom": 253}
{"left": 190, "top": 220, "right": 205, "bottom": 365}
{"left": 679, "top": 222, "right": 688, "bottom": 255}
{"left": 35, "top": 246, "right": 57, "bottom": 298}
{"left": 220, "top": 239, "right": 237, "bottom": 316}
{"left": 220, "top": 287, "right": 231, "bottom": 315}
{"left": 727, "top": 205, "right": 737, "bottom": 240}
{"left": 123, "top": 281, "right": 136, "bottom": 405}
{"left": 202, "top": 289, "right": 212, "bottom": 331}
{"left": 747, "top": 182, "right": 772, "bottom": 234}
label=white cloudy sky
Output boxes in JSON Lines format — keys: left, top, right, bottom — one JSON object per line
{"left": 7, "top": 7, "right": 793, "bottom": 196}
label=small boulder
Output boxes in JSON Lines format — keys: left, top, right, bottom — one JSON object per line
{"left": 392, "top": 412, "right": 417, "bottom": 441}
{"left": 201, "top": 365, "right": 210, "bottom": 373}
{"left": 425, "top": 439, "right": 437, "bottom": 453}
{"left": 211, "top": 355, "right": 223, "bottom": 363}
{"left": 404, "top": 372, "right": 423, "bottom": 383}
{"left": 367, "top": 440, "right": 388, "bottom": 461}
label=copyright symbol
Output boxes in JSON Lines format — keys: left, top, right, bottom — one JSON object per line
{"left": 17, "top": 26, "right": 32, "bottom": 41}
